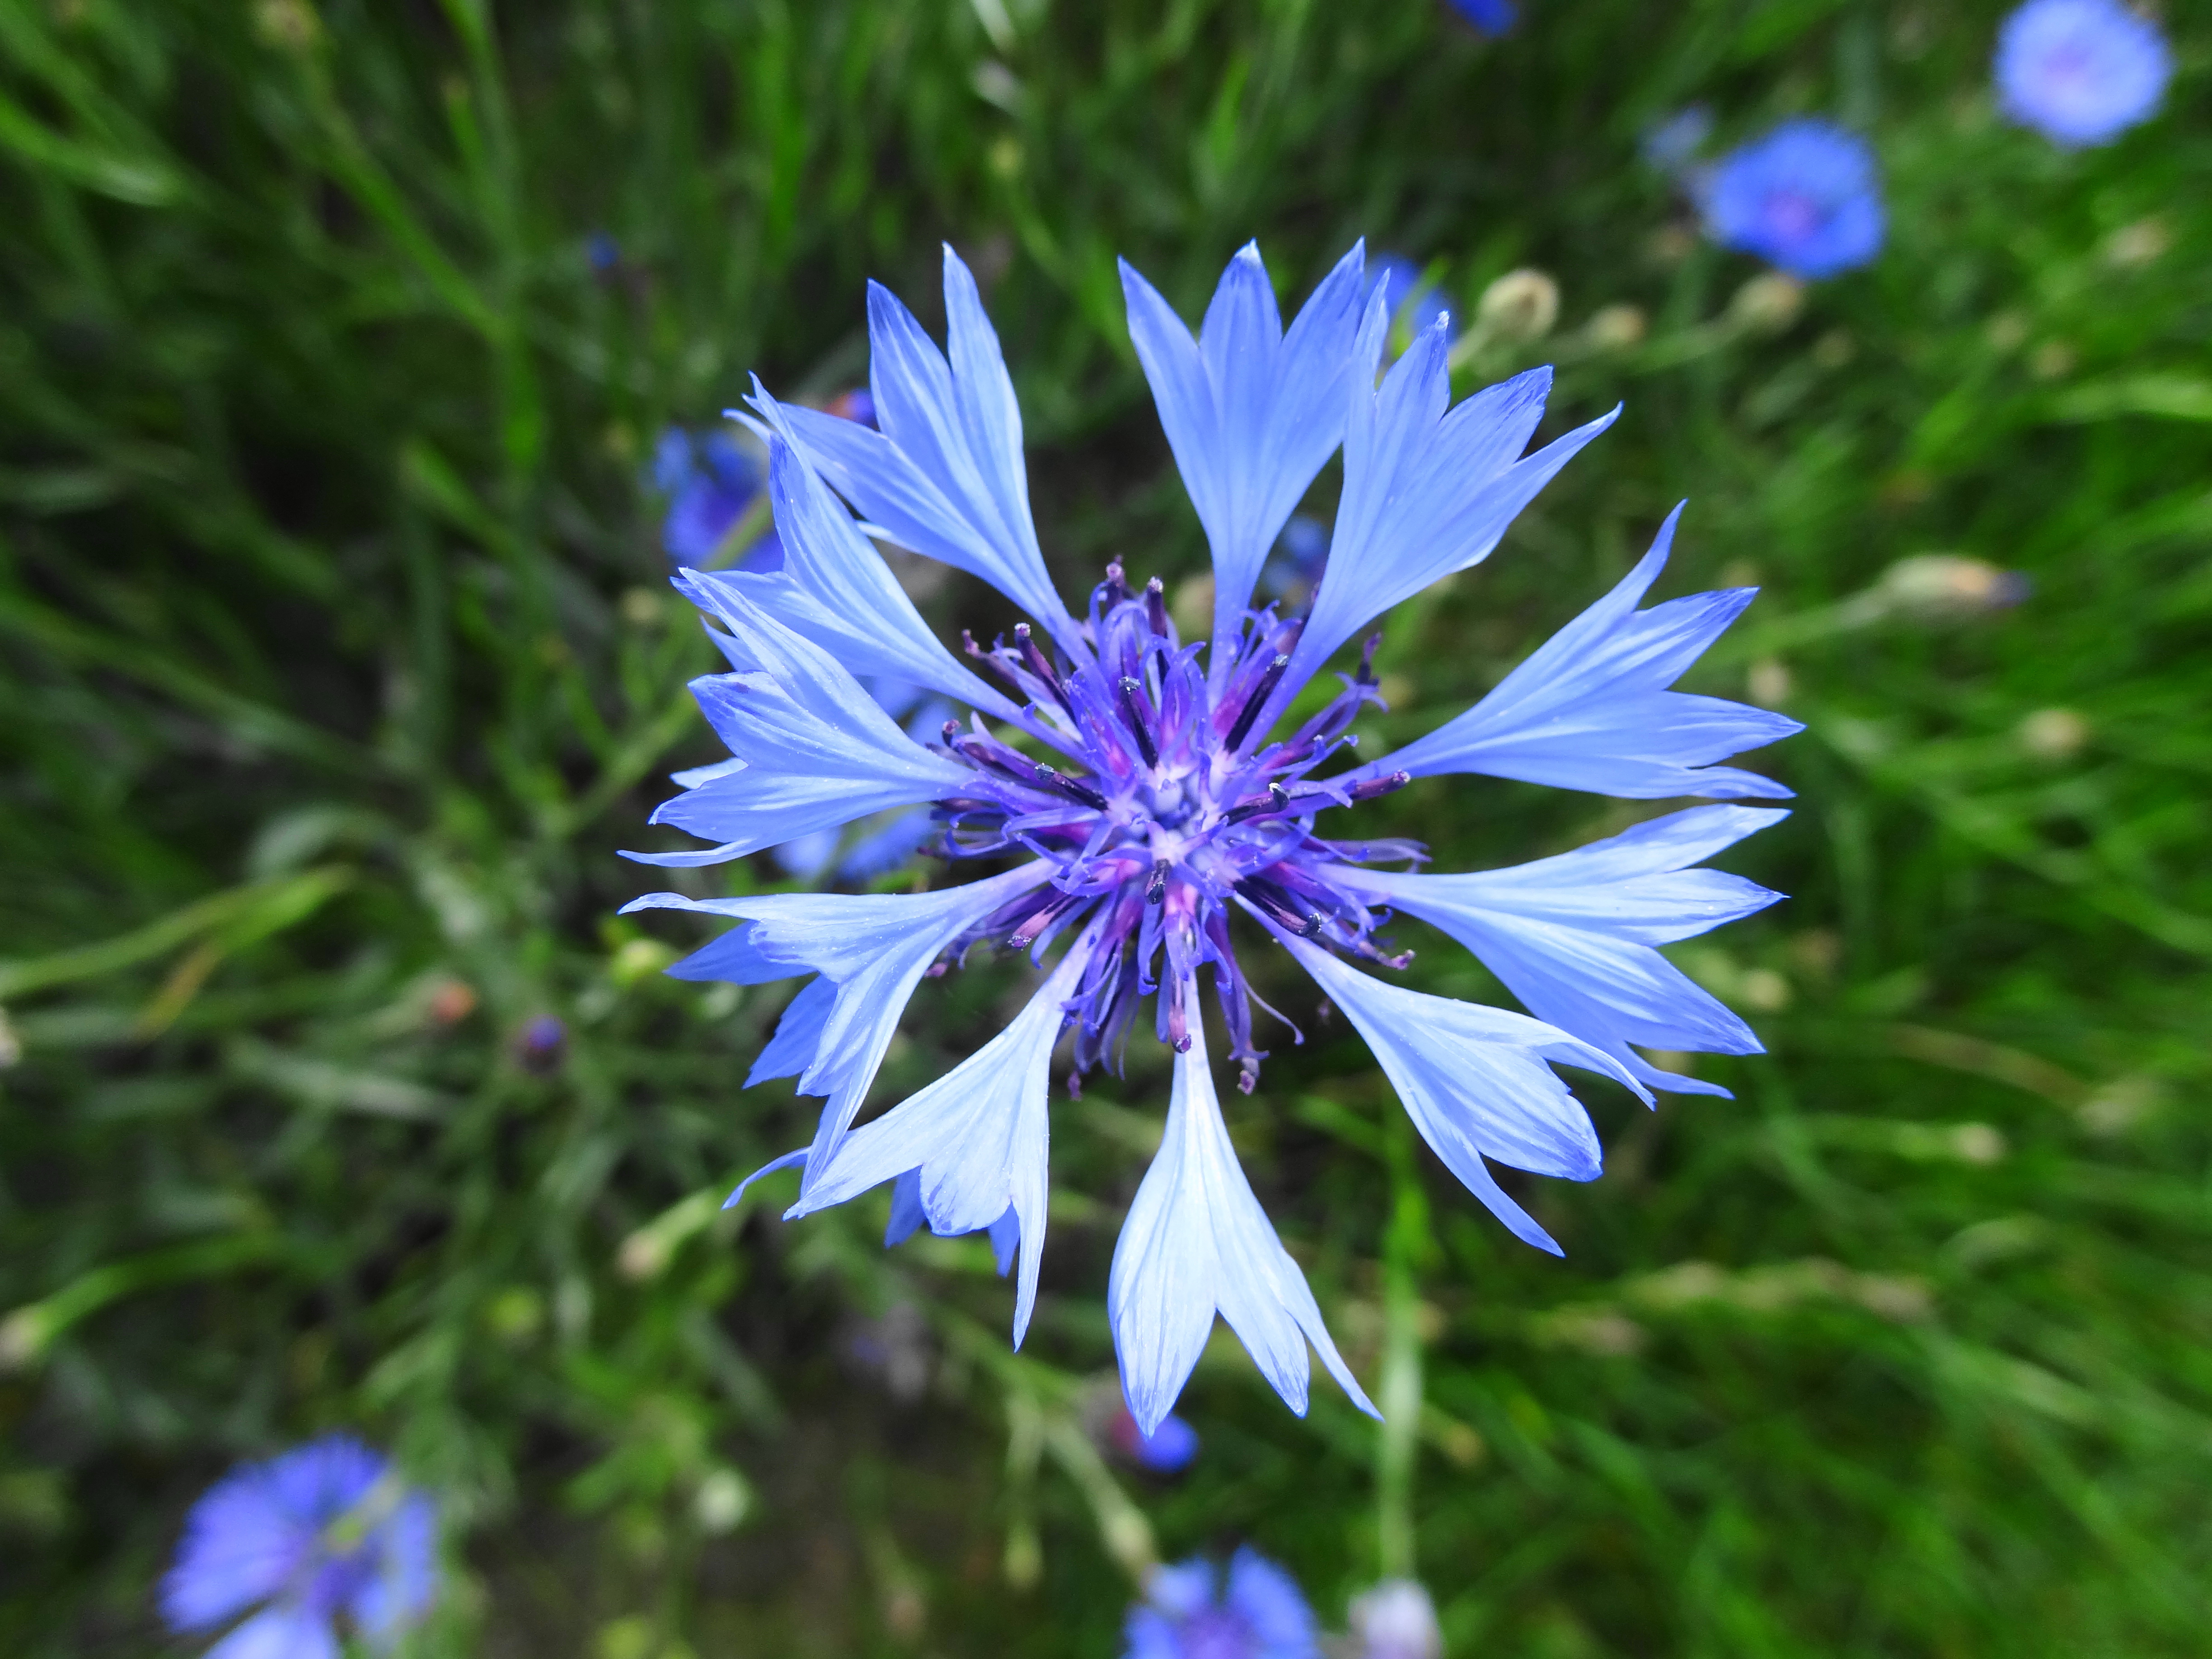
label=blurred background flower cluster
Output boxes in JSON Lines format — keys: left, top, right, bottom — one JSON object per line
{"left": 0, "top": 0, "right": 2204, "bottom": 1655}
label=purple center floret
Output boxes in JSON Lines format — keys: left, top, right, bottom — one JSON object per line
{"left": 935, "top": 563, "right": 1421, "bottom": 1095}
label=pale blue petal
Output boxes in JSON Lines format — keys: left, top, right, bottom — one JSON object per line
{"left": 771, "top": 249, "right": 1081, "bottom": 656}
{"left": 1108, "top": 984, "right": 1377, "bottom": 1434}
{"left": 1280, "top": 932, "right": 1647, "bottom": 1254}
{"left": 349, "top": 1493, "right": 438, "bottom": 1647}
{"left": 722, "top": 1147, "right": 809, "bottom": 1211}
{"left": 625, "top": 862, "right": 1052, "bottom": 1179}
{"left": 1334, "top": 806, "right": 1787, "bottom": 1098}
{"left": 695, "top": 410, "right": 1022, "bottom": 722}
{"left": 1377, "top": 506, "right": 1800, "bottom": 800}
{"left": 205, "top": 1607, "right": 339, "bottom": 1659}
{"left": 1268, "top": 305, "right": 1617, "bottom": 723}
{"left": 625, "top": 588, "right": 969, "bottom": 867}
{"left": 786, "top": 928, "right": 1098, "bottom": 1346}
{"left": 746, "top": 976, "right": 834, "bottom": 1086}
{"left": 1120, "top": 243, "right": 1367, "bottom": 676}
{"left": 883, "top": 1166, "right": 1017, "bottom": 1275}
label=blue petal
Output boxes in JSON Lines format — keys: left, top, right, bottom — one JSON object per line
{"left": 1120, "top": 242, "right": 1368, "bottom": 678}
{"left": 1269, "top": 300, "right": 1617, "bottom": 724}
{"left": 1375, "top": 506, "right": 1801, "bottom": 799}
{"left": 722, "top": 1146, "right": 809, "bottom": 1211}
{"left": 1108, "top": 984, "right": 1377, "bottom": 1434}
{"left": 349, "top": 1492, "right": 439, "bottom": 1646}
{"left": 1223, "top": 1546, "right": 1321, "bottom": 1656}
{"left": 625, "top": 588, "right": 970, "bottom": 867}
{"left": 771, "top": 248, "right": 1082, "bottom": 656}
{"left": 204, "top": 1606, "right": 340, "bottom": 1659}
{"left": 1335, "top": 806, "right": 1789, "bottom": 1097}
{"left": 883, "top": 1165, "right": 1019, "bottom": 1274}
{"left": 625, "top": 862, "right": 1053, "bottom": 1177}
{"left": 695, "top": 410, "right": 1022, "bottom": 722}
{"left": 785, "top": 925, "right": 1099, "bottom": 1346}
{"left": 1279, "top": 932, "right": 1648, "bottom": 1254}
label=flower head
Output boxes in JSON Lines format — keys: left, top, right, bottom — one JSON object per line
{"left": 162, "top": 1434, "right": 437, "bottom": 1658}
{"left": 1125, "top": 1548, "right": 1318, "bottom": 1659}
{"left": 652, "top": 426, "right": 759, "bottom": 568}
{"left": 1701, "top": 118, "right": 1884, "bottom": 279}
{"left": 1444, "top": 0, "right": 1517, "bottom": 37}
{"left": 627, "top": 242, "right": 1793, "bottom": 1429}
{"left": 1995, "top": 0, "right": 2170, "bottom": 148}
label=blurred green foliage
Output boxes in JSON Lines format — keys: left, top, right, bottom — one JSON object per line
{"left": 2, "top": 0, "right": 2208, "bottom": 1654}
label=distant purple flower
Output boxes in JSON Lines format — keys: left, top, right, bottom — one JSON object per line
{"left": 1127, "top": 1549, "right": 1318, "bottom": 1659}
{"left": 631, "top": 244, "right": 1792, "bottom": 1433}
{"left": 516, "top": 1014, "right": 567, "bottom": 1074}
{"left": 1702, "top": 118, "right": 1884, "bottom": 279}
{"left": 653, "top": 427, "right": 759, "bottom": 568}
{"left": 585, "top": 231, "right": 623, "bottom": 277}
{"left": 826, "top": 387, "right": 879, "bottom": 428}
{"left": 162, "top": 1435, "right": 437, "bottom": 1659}
{"left": 1996, "top": 0, "right": 2170, "bottom": 148}
{"left": 1444, "top": 0, "right": 1516, "bottom": 37}
{"left": 1106, "top": 1401, "right": 1201, "bottom": 1473}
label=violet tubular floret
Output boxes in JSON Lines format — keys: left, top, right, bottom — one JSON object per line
{"left": 626, "top": 239, "right": 1797, "bottom": 1431}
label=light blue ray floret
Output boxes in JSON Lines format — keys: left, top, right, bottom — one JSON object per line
{"left": 626, "top": 585, "right": 970, "bottom": 867}
{"left": 1277, "top": 928, "right": 1650, "bottom": 1256}
{"left": 1119, "top": 241, "right": 1369, "bottom": 681}
{"left": 773, "top": 245, "right": 1085, "bottom": 658}
{"left": 1110, "top": 983, "right": 1378, "bottom": 1434}
{"left": 1371, "top": 505, "right": 1801, "bottom": 799}
{"left": 1333, "top": 804, "right": 1789, "bottom": 1098}
{"left": 622, "top": 861, "right": 1051, "bottom": 1186}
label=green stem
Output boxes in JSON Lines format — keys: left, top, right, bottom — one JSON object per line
{"left": 1376, "top": 1114, "right": 1428, "bottom": 1582}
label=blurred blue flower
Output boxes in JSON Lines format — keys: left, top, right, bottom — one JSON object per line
{"left": 516, "top": 1014, "right": 567, "bottom": 1073}
{"left": 1444, "top": 0, "right": 1516, "bottom": 37}
{"left": 1125, "top": 1548, "right": 1318, "bottom": 1659}
{"left": 628, "top": 243, "right": 1791, "bottom": 1433}
{"left": 1258, "top": 513, "right": 1329, "bottom": 601}
{"left": 1105, "top": 1401, "right": 1201, "bottom": 1473}
{"left": 585, "top": 230, "right": 623, "bottom": 277}
{"left": 1701, "top": 117, "right": 1884, "bottom": 279}
{"left": 1995, "top": 0, "right": 2170, "bottom": 148}
{"left": 1364, "top": 255, "right": 1453, "bottom": 337}
{"left": 162, "top": 1434, "right": 437, "bottom": 1659}
{"left": 653, "top": 427, "right": 759, "bottom": 568}
{"left": 1641, "top": 105, "right": 1713, "bottom": 173}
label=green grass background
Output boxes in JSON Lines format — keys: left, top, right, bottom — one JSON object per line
{"left": 3, "top": 0, "right": 2209, "bottom": 1653}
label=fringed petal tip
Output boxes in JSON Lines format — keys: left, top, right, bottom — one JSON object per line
{"left": 723, "top": 1148, "right": 808, "bottom": 1211}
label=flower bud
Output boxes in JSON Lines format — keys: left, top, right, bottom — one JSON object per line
{"left": 1725, "top": 272, "right": 1804, "bottom": 334}
{"left": 1875, "top": 554, "right": 2031, "bottom": 619}
{"left": 1584, "top": 303, "right": 1647, "bottom": 350}
{"left": 1349, "top": 1578, "right": 1443, "bottom": 1659}
{"left": 1475, "top": 269, "right": 1559, "bottom": 343}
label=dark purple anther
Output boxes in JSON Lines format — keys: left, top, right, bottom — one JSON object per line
{"left": 1117, "top": 677, "right": 1162, "bottom": 768}
{"left": 1012, "top": 623, "right": 1069, "bottom": 709}
{"left": 1143, "top": 576, "right": 1169, "bottom": 637}
{"left": 1346, "top": 770, "right": 1412, "bottom": 803}
{"left": 1224, "top": 655, "right": 1291, "bottom": 752}
{"left": 1036, "top": 766, "right": 1109, "bottom": 811}
{"left": 1146, "top": 860, "right": 1170, "bottom": 904}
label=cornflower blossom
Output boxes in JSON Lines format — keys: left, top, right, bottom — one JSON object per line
{"left": 1444, "top": 0, "right": 1517, "bottom": 37}
{"left": 1995, "top": 0, "right": 2170, "bottom": 148}
{"left": 1701, "top": 118, "right": 1885, "bottom": 279}
{"left": 625, "top": 242, "right": 1795, "bottom": 1431}
{"left": 162, "top": 1434, "right": 437, "bottom": 1659}
{"left": 1105, "top": 1401, "right": 1202, "bottom": 1474}
{"left": 1124, "top": 1548, "right": 1318, "bottom": 1659}
{"left": 653, "top": 427, "right": 759, "bottom": 568}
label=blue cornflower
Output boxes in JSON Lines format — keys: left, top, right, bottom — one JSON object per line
{"left": 162, "top": 1434, "right": 437, "bottom": 1659}
{"left": 1701, "top": 118, "right": 1885, "bottom": 279}
{"left": 1641, "top": 105, "right": 1714, "bottom": 173}
{"left": 653, "top": 426, "right": 759, "bottom": 568}
{"left": 1125, "top": 1549, "right": 1318, "bottom": 1659}
{"left": 1258, "top": 514, "right": 1329, "bottom": 602}
{"left": 1995, "top": 0, "right": 2170, "bottom": 148}
{"left": 1105, "top": 1401, "right": 1202, "bottom": 1473}
{"left": 1443, "top": 0, "right": 1517, "bottom": 37}
{"left": 626, "top": 243, "right": 1795, "bottom": 1431}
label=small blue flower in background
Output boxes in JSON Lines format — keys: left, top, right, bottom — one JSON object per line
{"left": 1363, "top": 255, "right": 1453, "bottom": 338}
{"left": 629, "top": 241, "right": 1795, "bottom": 1434}
{"left": 1701, "top": 117, "right": 1885, "bottom": 279}
{"left": 1995, "top": 0, "right": 2170, "bottom": 148}
{"left": 1641, "top": 104, "right": 1714, "bottom": 173}
{"left": 515, "top": 1013, "right": 567, "bottom": 1074}
{"left": 1105, "top": 1401, "right": 1201, "bottom": 1474}
{"left": 1443, "top": 0, "right": 1516, "bottom": 37}
{"left": 653, "top": 426, "right": 759, "bottom": 568}
{"left": 162, "top": 1434, "right": 437, "bottom": 1659}
{"left": 1347, "top": 1579, "right": 1442, "bottom": 1659}
{"left": 1257, "top": 514, "right": 1329, "bottom": 602}
{"left": 1125, "top": 1548, "right": 1317, "bottom": 1659}
{"left": 585, "top": 230, "right": 623, "bottom": 279}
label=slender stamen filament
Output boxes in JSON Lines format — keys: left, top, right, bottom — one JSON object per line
{"left": 1224, "top": 655, "right": 1290, "bottom": 752}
